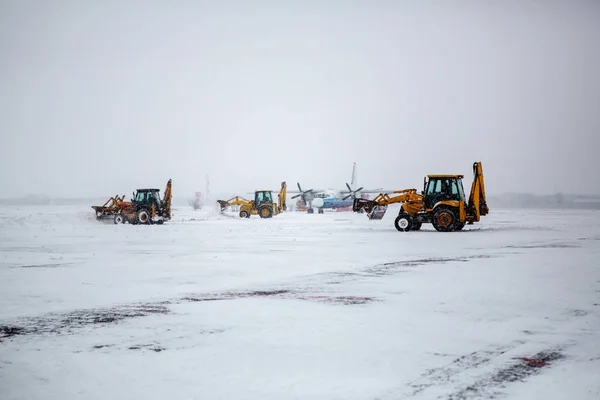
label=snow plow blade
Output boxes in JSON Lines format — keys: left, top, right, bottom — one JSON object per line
{"left": 352, "top": 198, "right": 377, "bottom": 213}
{"left": 353, "top": 198, "right": 388, "bottom": 219}
{"left": 367, "top": 205, "right": 388, "bottom": 220}
{"left": 92, "top": 195, "right": 127, "bottom": 220}
{"left": 217, "top": 200, "right": 229, "bottom": 211}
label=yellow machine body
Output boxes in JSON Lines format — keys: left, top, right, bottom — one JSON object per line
{"left": 218, "top": 182, "right": 287, "bottom": 219}
{"left": 352, "top": 162, "right": 488, "bottom": 232}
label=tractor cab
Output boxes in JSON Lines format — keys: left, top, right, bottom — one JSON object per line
{"left": 254, "top": 190, "right": 273, "bottom": 207}
{"left": 423, "top": 175, "right": 465, "bottom": 210}
{"left": 132, "top": 188, "right": 161, "bottom": 210}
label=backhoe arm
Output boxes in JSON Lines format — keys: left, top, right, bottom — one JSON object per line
{"left": 278, "top": 181, "right": 287, "bottom": 211}
{"left": 466, "top": 162, "right": 489, "bottom": 222}
{"left": 162, "top": 179, "right": 172, "bottom": 218}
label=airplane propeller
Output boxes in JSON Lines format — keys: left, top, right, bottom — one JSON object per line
{"left": 291, "top": 183, "right": 314, "bottom": 200}
{"left": 342, "top": 183, "right": 364, "bottom": 200}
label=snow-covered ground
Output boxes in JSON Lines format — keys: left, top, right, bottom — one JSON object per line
{"left": 1, "top": 204, "right": 599, "bottom": 399}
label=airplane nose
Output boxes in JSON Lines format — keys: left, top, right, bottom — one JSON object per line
{"left": 312, "top": 198, "right": 324, "bottom": 208}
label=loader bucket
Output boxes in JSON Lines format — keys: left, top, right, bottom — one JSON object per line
{"left": 367, "top": 205, "right": 388, "bottom": 220}
{"left": 353, "top": 198, "right": 378, "bottom": 213}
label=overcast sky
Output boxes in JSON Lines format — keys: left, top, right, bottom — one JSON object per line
{"left": 1, "top": 0, "right": 599, "bottom": 199}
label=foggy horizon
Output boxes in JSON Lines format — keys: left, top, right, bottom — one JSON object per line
{"left": 2, "top": 1, "right": 599, "bottom": 199}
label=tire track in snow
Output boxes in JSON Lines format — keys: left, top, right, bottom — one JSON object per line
{"left": 0, "top": 254, "right": 494, "bottom": 343}
{"left": 374, "top": 342, "right": 567, "bottom": 400}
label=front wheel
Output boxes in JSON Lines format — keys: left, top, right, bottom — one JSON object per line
{"left": 114, "top": 214, "right": 125, "bottom": 224}
{"left": 394, "top": 213, "right": 413, "bottom": 232}
{"left": 239, "top": 210, "right": 249, "bottom": 218}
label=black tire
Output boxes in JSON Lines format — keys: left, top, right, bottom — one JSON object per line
{"left": 394, "top": 213, "right": 413, "bottom": 232}
{"left": 454, "top": 221, "right": 465, "bottom": 231}
{"left": 136, "top": 208, "right": 151, "bottom": 225}
{"left": 432, "top": 206, "right": 457, "bottom": 232}
{"left": 318, "top": 208, "right": 324, "bottom": 214}
{"left": 258, "top": 206, "right": 273, "bottom": 218}
{"left": 114, "top": 214, "right": 125, "bottom": 224}
{"left": 239, "top": 210, "right": 250, "bottom": 218}
{"left": 307, "top": 208, "right": 314, "bottom": 214}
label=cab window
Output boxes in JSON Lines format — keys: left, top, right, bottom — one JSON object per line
{"left": 450, "top": 180, "right": 459, "bottom": 195}
{"left": 457, "top": 181, "right": 465, "bottom": 199}
{"left": 427, "top": 179, "right": 441, "bottom": 195}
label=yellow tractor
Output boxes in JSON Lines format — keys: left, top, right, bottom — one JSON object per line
{"left": 218, "top": 182, "right": 287, "bottom": 219}
{"left": 352, "top": 162, "right": 488, "bottom": 232}
{"left": 92, "top": 179, "right": 173, "bottom": 225}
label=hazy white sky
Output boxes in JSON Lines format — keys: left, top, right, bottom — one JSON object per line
{"left": 1, "top": 0, "right": 599, "bottom": 198}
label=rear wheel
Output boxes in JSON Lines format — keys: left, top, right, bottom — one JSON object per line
{"left": 136, "top": 209, "right": 151, "bottom": 225}
{"left": 259, "top": 206, "right": 273, "bottom": 218}
{"left": 394, "top": 213, "right": 413, "bottom": 232}
{"left": 432, "top": 206, "right": 457, "bottom": 232}
{"left": 454, "top": 221, "right": 465, "bottom": 231}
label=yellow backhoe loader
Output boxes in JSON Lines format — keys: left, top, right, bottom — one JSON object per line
{"left": 218, "top": 182, "right": 287, "bottom": 219}
{"left": 352, "top": 162, "right": 488, "bottom": 232}
{"left": 92, "top": 179, "right": 173, "bottom": 225}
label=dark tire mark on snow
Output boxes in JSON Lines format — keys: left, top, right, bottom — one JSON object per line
{"left": 128, "top": 344, "right": 166, "bottom": 352}
{"left": 182, "top": 289, "right": 291, "bottom": 302}
{"left": 404, "top": 341, "right": 526, "bottom": 398}
{"left": 1, "top": 287, "right": 376, "bottom": 343}
{"left": 0, "top": 255, "right": 496, "bottom": 344}
{"left": 447, "top": 348, "right": 565, "bottom": 400}
{"left": 394, "top": 342, "right": 566, "bottom": 400}
{"left": 505, "top": 243, "right": 580, "bottom": 249}
{"left": 569, "top": 309, "right": 589, "bottom": 317}
{"left": 180, "top": 290, "right": 377, "bottom": 306}
{"left": 92, "top": 344, "right": 113, "bottom": 349}
{"left": 295, "top": 295, "right": 377, "bottom": 305}
{"left": 356, "top": 255, "right": 493, "bottom": 278}
{"left": 15, "top": 263, "right": 73, "bottom": 269}
{"left": 0, "top": 304, "right": 169, "bottom": 342}
{"left": 578, "top": 237, "right": 600, "bottom": 241}
{"left": 0, "top": 325, "right": 27, "bottom": 339}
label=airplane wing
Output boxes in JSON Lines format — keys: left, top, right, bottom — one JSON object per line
{"left": 287, "top": 189, "right": 326, "bottom": 194}
{"left": 287, "top": 181, "right": 327, "bottom": 195}
{"left": 356, "top": 188, "right": 402, "bottom": 194}
{"left": 339, "top": 183, "right": 401, "bottom": 196}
